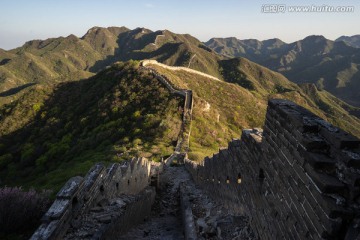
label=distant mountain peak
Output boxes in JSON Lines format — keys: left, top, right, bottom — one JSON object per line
{"left": 85, "top": 26, "right": 102, "bottom": 33}
{"left": 133, "top": 27, "right": 152, "bottom": 34}
{"left": 335, "top": 34, "right": 360, "bottom": 48}
{"left": 302, "top": 35, "right": 327, "bottom": 42}
{"left": 263, "top": 38, "right": 285, "bottom": 44}
{"left": 66, "top": 34, "right": 78, "bottom": 40}
{"left": 225, "top": 37, "right": 239, "bottom": 41}
{"left": 337, "top": 34, "right": 360, "bottom": 40}
{"left": 82, "top": 26, "right": 129, "bottom": 39}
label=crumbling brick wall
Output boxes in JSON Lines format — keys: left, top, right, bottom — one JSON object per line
{"left": 31, "top": 157, "right": 158, "bottom": 240}
{"left": 185, "top": 99, "right": 360, "bottom": 239}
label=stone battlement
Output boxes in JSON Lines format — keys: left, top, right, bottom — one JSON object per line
{"left": 31, "top": 158, "right": 160, "bottom": 240}
{"left": 185, "top": 99, "right": 360, "bottom": 240}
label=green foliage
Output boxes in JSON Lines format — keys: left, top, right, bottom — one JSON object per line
{"left": 187, "top": 152, "right": 203, "bottom": 162}
{"left": 132, "top": 138, "right": 142, "bottom": 147}
{"left": 273, "top": 84, "right": 293, "bottom": 94}
{"left": 150, "top": 57, "right": 360, "bottom": 162}
{"left": 0, "top": 62, "right": 182, "bottom": 191}
{"left": 1, "top": 27, "right": 359, "bottom": 195}
{"left": 32, "top": 103, "right": 43, "bottom": 113}
{"left": 220, "top": 59, "right": 256, "bottom": 90}
{"left": 20, "top": 143, "right": 36, "bottom": 167}
{"left": 133, "top": 110, "right": 142, "bottom": 119}
{"left": 0, "top": 154, "right": 12, "bottom": 169}
{"left": 111, "top": 106, "right": 119, "bottom": 113}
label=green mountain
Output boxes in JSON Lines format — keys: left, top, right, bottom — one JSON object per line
{"left": 146, "top": 57, "right": 360, "bottom": 160}
{"left": 0, "top": 61, "right": 182, "bottom": 191}
{"left": 0, "top": 26, "right": 222, "bottom": 107}
{"left": 205, "top": 37, "right": 286, "bottom": 59}
{"left": 1, "top": 27, "right": 360, "bottom": 193}
{"left": 336, "top": 35, "right": 360, "bottom": 48}
{"left": 205, "top": 35, "right": 360, "bottom": 107}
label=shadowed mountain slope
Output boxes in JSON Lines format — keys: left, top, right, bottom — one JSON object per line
{"left": 0, "top": 61, "right": 182, "bottom": 191}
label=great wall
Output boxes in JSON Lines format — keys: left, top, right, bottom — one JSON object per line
{"left": 31, "top": 61, "right": 360, "bottom": 240}
{"left": 185, "top": 99, "right": 360, "bottom": 239}
{"left": 141, "top": 60, "right": 222, "bottom": 82}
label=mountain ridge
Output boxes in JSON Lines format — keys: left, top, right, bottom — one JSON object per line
{"left": 1, "top": 49, "right": 360, "bottom": 198}
{"left": 1, "top": 26, "right": 360, "bottom": 176}
{"left": 336, "top": 34, "right": 360, "bottom": 48}
{"left": 0, "top": 26, "right": 223, "bottom": 102}
{"left": 205, "top": 35, "right": 360, "bottom": 107}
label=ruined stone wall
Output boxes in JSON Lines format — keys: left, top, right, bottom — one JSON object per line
{"left": 31, "top": 158, "right": 159, "bottom": 240}
{"left": 141, "top": 59, "right": 222, "bottom": 82}
{"left": 140, "top": 64, "right": 193, "bottom": 154}
{"left": 185, "top": 99, "right": 360, "bottom": 240}
{"left": 94, "top": 187, "right": 155, "bottom": 240}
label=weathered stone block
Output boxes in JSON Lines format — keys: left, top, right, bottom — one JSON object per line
{"left": 301, "top": 151, "right": 336, "bottom": 170}
{"left": 320, "top": 126, "right": 360, "bottom": 149}
{"left": 83, "top": 163, "right": 106, "bottom": 192}
{"left": 339, "top": 150, "right": 360, "bottom": 169}
{"left": 301, "top": 133, "right": 329, "bottom": 152}
{"left": 30, "top": 220, "right": 60, "bottom": 240}
{"left": 301, "top": 116, "right": 321, "bottom": 133}
{"left": 305, "top": 164, "right": 346, "bottom": 195}
{"left": 43, "top": 199, "right": 71, "bottom": 221}
{"left": 57, "top": 176, "right": 84, "bottom": 199}
{"left": 301, "top": 200, "right": 327, "bottom": 238}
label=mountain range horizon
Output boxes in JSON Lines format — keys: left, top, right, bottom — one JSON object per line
{"left": 1, "top": 25, "right": 360, "bottom": 108}
{"left": 1, "top": 25, "right": 359, "bottom": 51}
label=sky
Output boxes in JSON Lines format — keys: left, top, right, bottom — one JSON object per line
{"left": 0, "top": 0, "right": 359, "bottom": 50}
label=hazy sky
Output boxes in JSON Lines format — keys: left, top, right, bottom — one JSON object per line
{"left": 0, "top": 0, "right": 359, "bottom": 50}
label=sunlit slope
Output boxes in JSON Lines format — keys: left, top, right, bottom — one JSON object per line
{"left": 147, "top": 58, "right": 360, "bottom": 160}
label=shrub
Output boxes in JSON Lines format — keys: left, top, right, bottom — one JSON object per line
{"left": 0, "top": 187, "right": 50, "bottom": 236}
{"left": 187, "top": 152, "right": 204, "bottom": 162}
{"left": 132, "top": 110, "right": 141, "bottom": 119}
{"left": 32, "top": 103, "right": 43, "bottom": 113}
{"left": 133, "top": 138, "right": 142, "bottom": 147}
{"left": 0, "top": 154, "right": 12, "bottom": 169}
